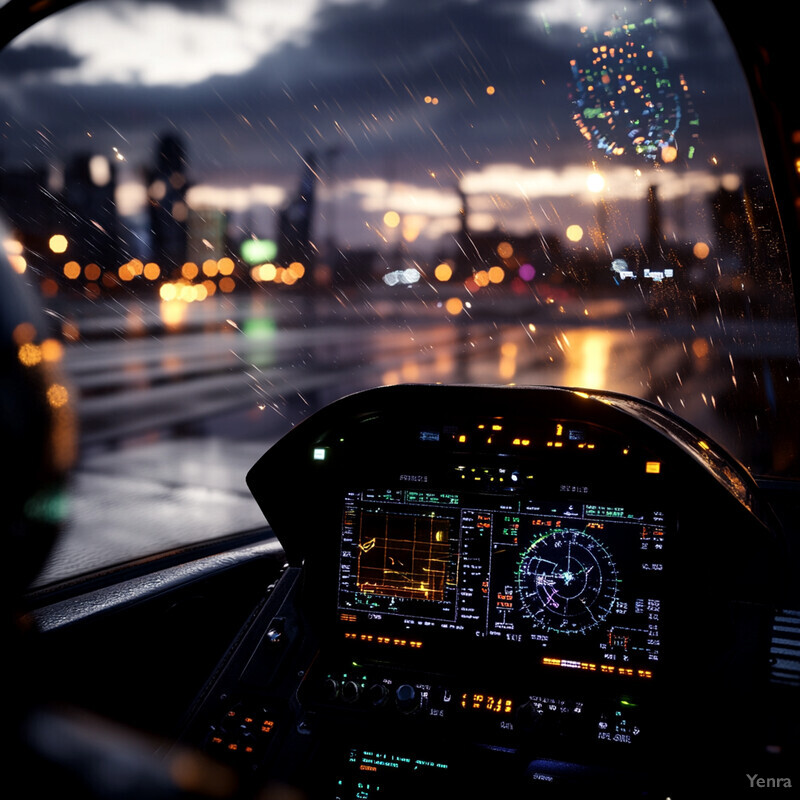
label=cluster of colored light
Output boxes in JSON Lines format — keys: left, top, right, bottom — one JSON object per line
{"left": 49, "top": 230, "right": 242, "bottom": 300}
{"left": 12, "top": 321, "right": 76, "bottom": 471}
{"left": 434, "top": 239, "right": 538, "bottom": 315}
{"left": 343, "top": 632, "right": 423, "bottom": 649}
{"left": 543, "top": 657, "right": 652, "bottom": 679}
{"left": 159, "top": 257, "right": 239, "bottom": 301}
{"left": 251, "top": 261, "right": 306, "bottom": 285}
{"left": 4, "top": 238, "right": 27, "bottom": 274}
{"left": 569, "top": 18, "right": 699, "bottom": 163}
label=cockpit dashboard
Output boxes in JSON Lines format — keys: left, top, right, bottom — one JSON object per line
{"left": 178, "top": 385, "right": 785, "bottom": 798}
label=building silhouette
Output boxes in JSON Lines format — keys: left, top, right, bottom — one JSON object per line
{"left": 62, "top": 153, "right": 121, "bottom": 272}
{"left": 148, "top": 133, "right": 189, "bottom": 276}
{"left": 277, "top": 152, "right": 317, "bottom": 271}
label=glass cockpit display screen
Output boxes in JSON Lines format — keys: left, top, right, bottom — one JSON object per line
{"left": 337, "top": 488, "right": 666, "bottom": 675}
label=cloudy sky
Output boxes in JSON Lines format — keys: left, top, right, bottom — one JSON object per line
{"left": 0, "top": 0, "right": 765, "bottom": 251}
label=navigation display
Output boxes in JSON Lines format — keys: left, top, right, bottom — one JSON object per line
{"left": 337, "top": 488, "right": 666, "bottom": 674}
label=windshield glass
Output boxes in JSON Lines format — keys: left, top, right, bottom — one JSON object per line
{"left": 2, "top": 0, "right": 798, "bottom": 587}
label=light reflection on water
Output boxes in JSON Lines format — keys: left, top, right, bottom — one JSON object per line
{"left": 55, "top": 282, "right": 799, "bottom": 482}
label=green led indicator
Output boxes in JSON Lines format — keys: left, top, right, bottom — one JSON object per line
{"left": 313, "top": 447, "right": 327, "bottom": 461}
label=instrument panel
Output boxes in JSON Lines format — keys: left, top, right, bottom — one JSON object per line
{"left": 336, "top": 486, "right": 666, "bottom": 679}
{"left": 181, "top": 385, "right": 780, "bottom": 797}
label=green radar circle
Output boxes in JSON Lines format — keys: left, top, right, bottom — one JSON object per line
{"left": 516, "top": 528, "right": 618, "bottom": 634}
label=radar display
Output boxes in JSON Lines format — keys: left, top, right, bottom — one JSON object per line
{"left": 356, "top": 510, "right": 451, "bottom": 602}
{"left": 338, "top": 491, "right": 460, "bottom": 620}
{"left": 515, "top": 528, "right": 619, "bottom": 634}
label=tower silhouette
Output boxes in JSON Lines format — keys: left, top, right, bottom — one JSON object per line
{"left": 148, "top": 133, "right": 189, "bottom": 274}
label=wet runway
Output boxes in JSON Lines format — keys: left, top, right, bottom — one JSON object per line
{"left": 33, "top": 287, "right": 800, "bottom": 588}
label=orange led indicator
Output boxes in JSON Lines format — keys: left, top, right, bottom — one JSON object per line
{"left": 645, "top": 461, "right": 661, "bottom": 474}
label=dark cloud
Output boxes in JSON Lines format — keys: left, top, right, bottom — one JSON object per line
{"left": 0, "top": 0, "right": 767, "bottom": 189}
{"left": 0, "top": 41, "right": 81, "bottom": 75}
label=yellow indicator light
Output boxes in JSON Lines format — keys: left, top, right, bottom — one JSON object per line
{"left": 645, "top": 461, "right": 661, "bottom": 474}
{"left": 492, "top": 424, "right": 502, "bottom": 431}
{"left": 513, "top": 438, "right": 521, "bottom": 445}
{"left": 554, "top": 441, "right": 563, "bottom": 448}
{"left": 458, "top": 434, "right": 467, "bottom": 443}
{"left": 543, "top": 657, "right": 651, "bottom": 677}
{"left": 556, "top": 424, "right": 563, "bottom": 436}
{"left": 697, "top": 440, "right": 710, "bottom": 451}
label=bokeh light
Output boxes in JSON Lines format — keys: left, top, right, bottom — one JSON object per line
{"left": 49, "top": 234, "right": 68, "bottom": 253}
{"left": 383, "top": 210, "right": 401, "bottom": 228}
{"left": 566, "top": 224, "right": 584, "bottom": 242}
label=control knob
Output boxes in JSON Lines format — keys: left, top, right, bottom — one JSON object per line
{"left": 341, "top": 680, "right": 361, "bottom": 704}
{"left": 367, "top": 683, "right": 390, "bottom": 708}
{"left": 395, "top": 683, "right": 419, "bottom": 713}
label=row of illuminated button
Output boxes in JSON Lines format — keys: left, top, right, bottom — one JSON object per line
{"left": 205, "top": 701, "right": 278, "bottom": 760}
